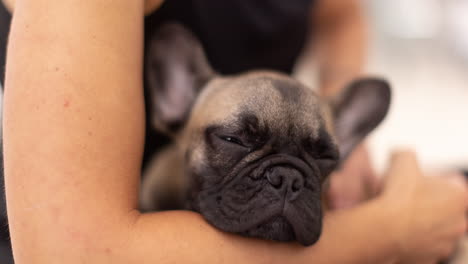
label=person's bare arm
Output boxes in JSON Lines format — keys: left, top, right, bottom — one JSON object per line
{"left": 128, "top": 199, "right": 399, "bottom": 264}
{"left": 3, "top": 0, "right": 147, "bottom": 262}
{"left": 4, "top": 1, "right": 464, "bottom": 264}
{"left": 311, "top": 0, "right": 367, "bottom": 97}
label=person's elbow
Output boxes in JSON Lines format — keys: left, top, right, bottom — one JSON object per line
{"left": 11, "top": 210, "right": 140, "bottom": 264}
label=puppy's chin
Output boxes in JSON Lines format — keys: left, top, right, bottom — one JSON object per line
{"left": 240, "top": 216, "right": 295, "bottom": 242}
{"left": 239, "top": 213, "right": 323, "bottom": 246}
{"left": 194, "top": 196, "right": 323, "bottom": 246}
{"left": 192, "top": 154, "right": 324, "bottom": 246}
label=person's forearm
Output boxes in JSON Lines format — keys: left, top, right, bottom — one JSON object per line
{"left": 124, "top": 198, "right": 399, "bottom": 264}
{"left": 312, "top": 0, "right": 368, "bottom": 97}
{"left": 3, "top": 0, "right": 145, "bottom": 262}
{"left": 312, "top": 197, "right": 399, "bottom": 264}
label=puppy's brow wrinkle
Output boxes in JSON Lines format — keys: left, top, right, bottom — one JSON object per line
{"left": 270, "top": 78, "right": 302, "bottom": 102}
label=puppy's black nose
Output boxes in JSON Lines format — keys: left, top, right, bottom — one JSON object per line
{"left": 266, "top": 167, "right": 304, "bottom": 201}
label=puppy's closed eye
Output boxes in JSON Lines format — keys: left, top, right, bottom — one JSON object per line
{"left": 304, "top": 140, "right": 338, "bottom": 161}
{"left": 218, "top": 135, "right": 246, "bottom": 147}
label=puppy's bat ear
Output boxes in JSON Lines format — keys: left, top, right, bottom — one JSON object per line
{"left": 330, "top": 78, "right": 391, "bottom": 161}
{"left": 145, "top": 23, "right": 215, "bottom": 135}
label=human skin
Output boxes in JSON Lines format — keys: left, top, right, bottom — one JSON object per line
{"left": 309, "top": 0, "right": 377, "bottom": 209}
{"left": 3, "top": 1, "right": 467, "bottom": 264}
{"left": 311, "top": 0, "right": 368, "bottom": 97}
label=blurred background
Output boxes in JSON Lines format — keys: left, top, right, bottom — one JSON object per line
{"left": 367, "top": 0, "right": 468, "bottom": 173}
{"left": 297, "top": 0, "right": 468, "bottom": 174}
{"left": 1, "top": 0, "right": 468, "bottom": 263}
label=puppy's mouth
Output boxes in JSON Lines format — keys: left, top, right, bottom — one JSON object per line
{"left": 239, "top": 204, "right": 322, "bottom": 246}
{"left": 240, "top": 216, "right": 295, "bottom": 242}
{"left": 196, "top": 154, "right": 323, "bottom": 246}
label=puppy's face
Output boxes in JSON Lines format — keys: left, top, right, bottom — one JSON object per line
{"left": 146, "top": 24, "right": 391, "bottom": 246}
{"left": 181, "top": 73, "right": 338, "bottom": 245}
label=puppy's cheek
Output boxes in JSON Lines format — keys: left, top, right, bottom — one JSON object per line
{"left": 196, "top": 180, "right": 282, "bottom": 232}
{"left": 186, "top": 165, "right": 224, "bottom": 212}
{"left": 316, "top": 160, "right": 338, "bottom": 181}
{"left": 286, "top": 196, "right": 323, "bottom": 246}
{"left": 222, "top": 177, "right": 266, "bottom": 204}
{"left": 208, "top": 147, "right": 247, "bottom": 172}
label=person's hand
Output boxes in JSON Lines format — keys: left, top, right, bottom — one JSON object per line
{"left": 327, "top": 143, "right": 380, "bottom": 209}
{"left": 381, "top": 151, "right": 468, "bottom": 264}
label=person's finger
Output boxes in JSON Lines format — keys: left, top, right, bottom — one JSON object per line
{"left": 388, "top": 149, "right": 421, "bottom": 175}
{"left": 441, "top": 173, "right": 468, "bottom": 213}
{"left": 364, "top": 165, "right": 381, "bottom": 197}
{"left": 433, "top": 172, "right": 468, "bottom": 207}
{"left": 443, "top": 173, "right": 468, "bottom": 190}
{"left": 454, "top": 218, "right": 467, "bottom": 236}
{"left": 383, "top": 150, "right": 421, "bottom": 191}
{"left": 438, "top": 239, "right": 459, "bottom": 261}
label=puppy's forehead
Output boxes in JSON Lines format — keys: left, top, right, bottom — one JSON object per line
{"left": 190, "top": 71, "right": 326, "bottom": 138}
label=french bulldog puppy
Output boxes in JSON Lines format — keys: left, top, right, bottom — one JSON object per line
{"left": 140, "top": 23, "right": 391, "bottom": 246}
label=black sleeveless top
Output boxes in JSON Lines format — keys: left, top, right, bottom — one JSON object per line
{"left": 144, "top": 0, "right": 315, "bottom": 75}
{"left": 141, "top": 0, "right": 315, "bottom": 159}
{"left": 0, "top": 1, "right": 11, "bottom": 86}
{"left": 0, "top": 0, "right": 316, "bottom": 163}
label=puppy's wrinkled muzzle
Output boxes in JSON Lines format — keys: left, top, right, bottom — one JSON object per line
{"left": 196, "top": 153, "right": 323, "bottom": 246}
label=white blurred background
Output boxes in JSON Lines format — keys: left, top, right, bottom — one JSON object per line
{"left": 297, "top": 0, "right": 468, "bottom": 173}
{"left": 366, "top": 0, "right": 468, "bottom": 172}
{"left": 363, "top": 2, "right": 468, "bottom": 260}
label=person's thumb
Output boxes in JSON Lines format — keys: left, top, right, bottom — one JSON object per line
{"left": 442, "top": 172, "right": 467, "bottom": 189}
{"left": 383, "top": 150, "right": 422, "bottom": 192}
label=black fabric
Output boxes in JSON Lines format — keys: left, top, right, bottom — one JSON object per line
{"left": 144, "top": 0, "right": 314, "bottom": 75}
{"left": 0, "top": 0, "right": 11, "bottom": 86}
{"left": 0, "top": 3, "right": 12, "bottom": 263}
{"left": 0, "top": 146, "right": 12, "bottom": 264}
{"left": 142, "top": 0, "right": 315, "bottom": 164}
